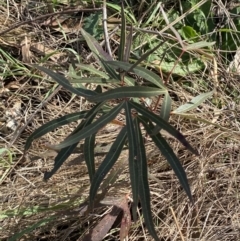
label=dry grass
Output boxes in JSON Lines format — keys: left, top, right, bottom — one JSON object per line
{"left": 0, "top": 1, "right": 240, "bottom": 241}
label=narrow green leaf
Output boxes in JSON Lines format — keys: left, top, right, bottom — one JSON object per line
{"left": 44, "top": 143, "right": 78, "bottom": 180}
{"left": 127, "top": 40, "right": 165, "bottom": 74}
{"left": 129, "top": 101, "right": 198, "bottom": 155}
{"left": 185, "top": 41, "right": 215, "bottom": 50}
{"left": 125, "top": 101, "right": 138, "bottom": 221}
{"left": 89, "top": 126, "right": 127, "bottom": 207}
{"left": 172, "top": 91, "right": 213, "bottom": 114}
{"left": 9, "top": 216, "right": 56, "bottom": 241}
{"left": 52, "top": 102, "right": 124, "bottom": 149}
{"left": 106, "top": 60, "right": 165, "bottom": 89}
{"left": 69, "top": 77, "right": 119, "bottom": 84}
{"left": 88, "top": 86, "right": 166, "bottom": 103}
{"left": 124, "top": 25, "right": 133, "bottom": 62}
{"left": 140, "top": 117, "right": 193, "bottom": 202}
{"left": 135, "top": 118, "right": 160, "bottom": 241}
{"left": 81, "top": 28, "right": 113, "bottom": 61}
{"left": 84, "top": 134, "right": 96, "bottom": 183}
{"left": 72, "top": 63, "right": 109, "bottom": 78}
{"left": 34, "top": 65, "right": 96, "bottom": 98}
{"left": 98, "top": 57, "right": 120, "bottom": 81}
{"left": 160, "top": 92, "right": 172, "bottom": 122}
{"left": 25, "top": 111, "right": 87, "bottom": 152}
{"left": 44, "top": 102, "right": 103, "bottom": 179}
{"left": 118, "top": 2, "right": 126, "bottom": 62}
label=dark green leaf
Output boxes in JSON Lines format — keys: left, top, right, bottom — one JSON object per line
{"left": 89, "top": 126, "right": 127, "bottom": 207}
{"left": 84, "top": 134, "right": 96, "bottom": 183}
{"left": 125, "top": 101, "right": 138, "bottom": 221}
{"left": 124, "top": 25, "right": 133, "bottom": 62}
{"left": 81, "top": 28, "right": 113, "bottom": 61}
{"left": 106, "top": 60, "right": 165, "bottom": 89}
{"left": 98, "top": 57, "right": 120, "bottom": 81}
{"left": 44, "top": 143, "right": 78, "bottom": 180}
{"left": 44, "top": 102, "right": 103, "bottom": 179}
{"left": 140, "top": 118, "right": 193, "bottom": 202}
{"left": 25, "top": 111, "right": 87, "bottom": 152}
{"left": 74, "top": 63, "right": 109, "bottom": 78}
{"left": 160, "top": 92, "right": 172, "bottom": 122}
{"left": 34, "top": 65, "right": 96, "bottom": 98}
{"left": 129, "top": 101, "right": 198, "bottom": 155}
{"left": 135, "top": 118, "right": 160, "bottom": 241}
{"left": 52, "top": 102, "right": 124, "bottom": 149}
{"left": 69, "top": 77, "right": 119, "bottom": 84}
{"left": 88, "top": 86, "right": 166, "bottom": 103}
{"left": 127, "top": 41, "right": 165, "bottom": 74}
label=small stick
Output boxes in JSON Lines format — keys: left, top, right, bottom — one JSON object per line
{"left": 170, "top": 206, "right": 185, "bottom": 241}
{"left": 102, "top": 0, "right": 112, "bottom": 57}
{"left": 0, "top": 8, "right": 102, "bottom": 35}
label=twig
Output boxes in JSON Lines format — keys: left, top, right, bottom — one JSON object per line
{"left": 170, "top": 206, "right": 186, "bottom": 241}
{"left": 0, "top": 7, "right": 102, "bottom": 35}
{"left": 102, "top": 0, "right": 112, "bottom": 57}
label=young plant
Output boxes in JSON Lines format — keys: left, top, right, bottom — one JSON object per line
{"left": 25, "top": 4, "right": 199, "bottom": 241}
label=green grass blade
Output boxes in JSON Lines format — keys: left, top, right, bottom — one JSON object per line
{"left": 52, "top": 102, "right": 124, "bottom": 149}
{"left": 81, "top": 28, "right": 113, "bottom": 61}
{"left": 84, "top": 134, "right": 96, "bottom": 183}
{"left": 88, "top": 86, "right": 166, "bottom": 103}
{"left": 106, "top": 60, "right": 165, "bottom": 89}
{"left": 129, "top": 101, "right": 198, "bottom": 155}
{"left": 172, "top": 91, "right": 213, "bottom": 114}
{"left": 135, "top": 118, "right": 160, "bottom": 241}
{"left": 9, "top": 216, "right": 56, "bottom": 241}
{"left": 160, "top": 92, "right": 172, "bottom": 122}
{"left": 118, "top": 1, "right": 126, "bottom": 62}
{"left": 25, "top": 111, "right": 87, "bottom": 151}
{"left": 125, "top": 101, "right": 138, "bottom": 221}
{"left": 140, "top": 118, "right": 193, "bottom": 202}
{"left": 34, "top": 65, "right": 96, "bottom": 98}
{"left": 89, "top": 126, "right": 127, "bottom": 207}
